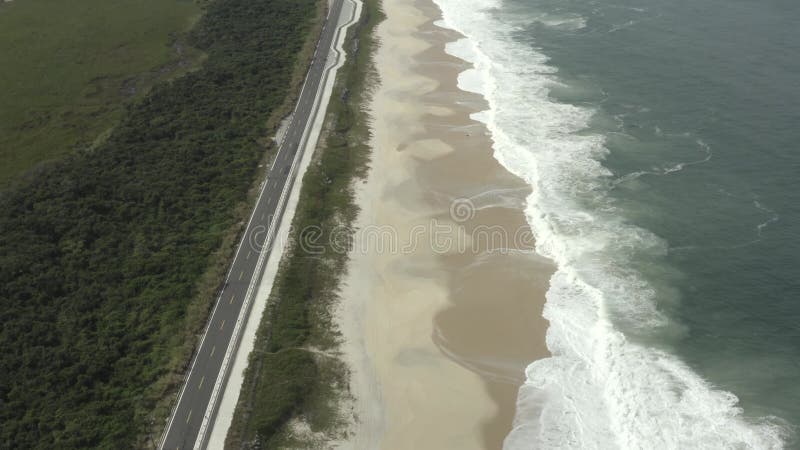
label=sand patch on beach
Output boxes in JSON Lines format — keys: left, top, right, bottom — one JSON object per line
{"left": 337, "top": 0, "right": 553, "bottom": 448}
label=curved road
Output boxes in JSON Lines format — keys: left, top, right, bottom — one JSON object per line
{"left": 159, "top": 1, "right": 349, "bottom": 448}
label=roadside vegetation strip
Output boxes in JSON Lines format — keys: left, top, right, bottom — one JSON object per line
{"left": 0, "top": 0, "right": 204, "bottom": 190}
{"left": 224, "top": 1, "right": 385, "bottom": 448}
{"left": 0, "top": 0, "right": 324, "bottom": 448}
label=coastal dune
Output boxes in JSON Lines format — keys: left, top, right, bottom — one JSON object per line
{"left": 338, "top": 0, "right": 553, "bottom": 448}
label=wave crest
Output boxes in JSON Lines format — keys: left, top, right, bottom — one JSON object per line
{"left": 430, "top": 0, "right": 787, "bottom": 447}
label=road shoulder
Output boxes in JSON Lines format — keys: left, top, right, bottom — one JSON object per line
{"left": 208, "top": 0, "right": 370, "bottom": 447}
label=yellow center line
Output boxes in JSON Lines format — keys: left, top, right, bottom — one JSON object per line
{"left": 210, "top": 346, "right": 216, "bottom": 357}
{"left": 186, "top": 409, "right": 192, "bottom": 424}
{"left": 220, "top": 320, "right": 225, "bottom": 331}
{"left": 229, "top": 294, "right": 236, "bottom": 304}
{"left": 198, "top": 376, "right": 205, "bottom": 390}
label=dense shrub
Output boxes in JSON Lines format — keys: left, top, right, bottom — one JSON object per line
{"left": 0, "top": 0, "right": 318, "bottom": 447}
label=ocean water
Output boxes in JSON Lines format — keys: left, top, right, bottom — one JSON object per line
{"left": 431, "top": 0, "right": 800, "bottom": 448}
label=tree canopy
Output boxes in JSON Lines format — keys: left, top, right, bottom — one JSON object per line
{"left": 0, "top": 0, "right": 319, "bottom": 447}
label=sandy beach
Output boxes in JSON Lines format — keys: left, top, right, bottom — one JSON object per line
{"left": 338, "top": 0, "right": 554, "bottom": 448}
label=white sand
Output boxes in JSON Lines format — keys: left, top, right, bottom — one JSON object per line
{"left": 336, "top": 0, "right": 553, "bottom": 448}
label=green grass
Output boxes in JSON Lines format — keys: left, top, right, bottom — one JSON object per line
{"left": 248, "top": 350, "right": 318, "bottom": 442}
{"left": 0, "top": 0, "right": 203, "bottom": 189}
{"left": 224, "top": 1, "right": 385, "bottom": 447}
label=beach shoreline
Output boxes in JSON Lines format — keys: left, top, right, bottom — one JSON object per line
{"left": 337, "top": 0, "right": 553, "bottom": 447}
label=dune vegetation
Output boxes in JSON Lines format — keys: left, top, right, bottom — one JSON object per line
{"left": 224, "top": 1, "right": 384, "bottom": 447}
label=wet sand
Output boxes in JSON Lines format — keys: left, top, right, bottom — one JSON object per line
{"left": 337, "top": 0, "right": 554, "bottom": 448}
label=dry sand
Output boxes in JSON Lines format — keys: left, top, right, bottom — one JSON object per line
{"left": 338, "top": 0, "right": 554, "bottom": 448}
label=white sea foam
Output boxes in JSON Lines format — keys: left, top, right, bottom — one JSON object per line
{"left": 530, "top": 14, "right": 587, "bottom": 31}
{"left": 610, "top": 139, "right": 713, "bottom": 188}
{"left": 430, "top": 0, "right": 787, "bottom": 447}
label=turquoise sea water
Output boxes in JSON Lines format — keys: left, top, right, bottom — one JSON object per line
{"left": 519, "top": 0, "right": 800, "bottom": 432}
{"left": 433, "top": 0, "right": 799, "bottom": 447}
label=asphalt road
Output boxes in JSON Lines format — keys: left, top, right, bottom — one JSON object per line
{"left": 159, "top": 1, "right": 347, "bottom": 448}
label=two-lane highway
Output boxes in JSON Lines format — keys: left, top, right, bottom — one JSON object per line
{"left": 159, "top": 0, "right": 349, "bottom": 448}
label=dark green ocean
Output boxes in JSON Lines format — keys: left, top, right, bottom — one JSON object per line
{"left": 433, "top": 0, "right": 799, "bottom": 447}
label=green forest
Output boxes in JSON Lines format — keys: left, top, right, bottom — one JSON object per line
{"left": 0, "top": 0, "right": 320, "bottom": 447}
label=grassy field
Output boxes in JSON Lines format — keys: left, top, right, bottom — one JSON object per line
{"left": 224, "top": 1, "right": 385, "bottom": 447}
{"left": 0, "top": 0, "right": 203, "bottom": 188}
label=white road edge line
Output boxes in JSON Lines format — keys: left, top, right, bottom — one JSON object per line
{"left": 155, "top": 1, "right": 357, "bottom": 448}
{"left": 197, "top": 0, "right": 362, "bottom": 448}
